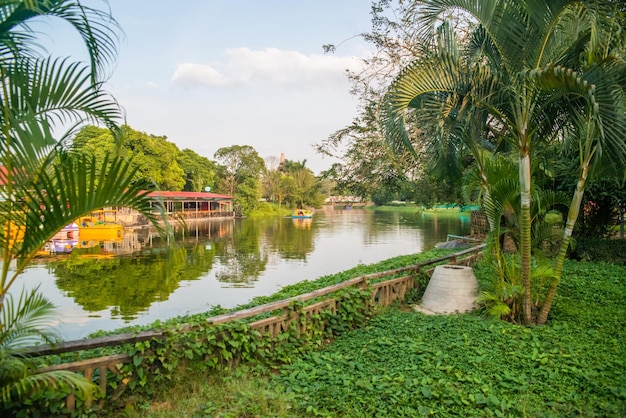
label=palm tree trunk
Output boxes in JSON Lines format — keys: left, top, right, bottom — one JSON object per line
{"left": 538, "top": 160, "right": 590, "bottom": 324}
{"left": 481, "top": 173, "right": 496, "bottom": 232}
{"left": 519, "top": 152, "right": 533, "bottom": 325}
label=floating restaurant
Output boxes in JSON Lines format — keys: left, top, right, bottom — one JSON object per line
{"left": 145, "top": 191, "right": 234, "bottom": 220}
{"left": 114, "top": 191, "right": 234, "bottom": 227}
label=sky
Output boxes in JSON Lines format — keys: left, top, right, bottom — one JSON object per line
{"left": 44, "top": 0, "right": 375, "bottom": 175}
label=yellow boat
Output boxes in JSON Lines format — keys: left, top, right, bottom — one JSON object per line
{"left": 3, "top": 221, "right": 25, "bottom": 250}
{"left": 78, "top": 209, "right": 123, "bottom": 241}
{"left": 291, "top": 209, "right": 312, "bottom": 219}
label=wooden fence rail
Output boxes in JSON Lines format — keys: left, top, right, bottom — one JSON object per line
{"left": 26, "top": 244, "right": 485, "bottom": 412}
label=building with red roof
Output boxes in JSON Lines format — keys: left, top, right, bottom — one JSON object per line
{"left": 144, "top": 190, "right": 234, "bottom": 220}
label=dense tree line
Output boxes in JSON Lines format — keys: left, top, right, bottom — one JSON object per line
{"left": 71, "top": 126, "right": 326, "bottom": 214}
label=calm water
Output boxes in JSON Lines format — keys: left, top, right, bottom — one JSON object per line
{"left": 13, "top": 208, "right": 470, "bottom": 340}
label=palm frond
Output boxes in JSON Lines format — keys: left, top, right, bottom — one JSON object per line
{"left": 0, "top": 56, "right": 122, "bottom": 145}
{"left": 0, "top": 0, "right": 121, "bottom": 80}
{"left": 0, "top": 286, "right": 58, "bottom": 350}
{"left": 1, "top": 365, "right": 97, "bottom": 407}
{"left": 13, "top": 153, "right": 166, "bottom": 259}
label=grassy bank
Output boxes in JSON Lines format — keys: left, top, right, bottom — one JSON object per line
{"left": 116, "top": 255, "right": 626, "bottom": 418}
{"left": 246, "top": 202, "right": 292, "bottom": 217}
{"left": 372, "top": 204, "right": 471, "bottom": 216}
{"left": 246, "top": 203, "right": 472, "bottom": 218}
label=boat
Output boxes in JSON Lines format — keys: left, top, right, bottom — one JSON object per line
{"left": 51, "top": 238, "right": 79, "bottom": 253}
{"left": 3, "top": 221, "right": 25, "bottom": 249}
{"left": 53, "top": 222, "right": 79, "bottom": 240}
{"left": 291, "top": 209, "right": 312, "bottom": 219}
{"left": 78, "top": 209, "right": 124, "bottom": 241}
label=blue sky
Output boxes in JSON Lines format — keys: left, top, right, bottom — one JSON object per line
{"left": 46, "top": 0, "right": 375, "bottom": 174}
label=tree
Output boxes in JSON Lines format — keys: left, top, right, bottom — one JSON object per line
{"left": 261, "top": 168, "right": 284, "bottom": 205}
{"left": 73, "top": 125, "right": 186, "bottom": 190}
{"left": 214, "top": 145, "right": 265, "bottom": 213}
{"left": 122, "top": 126, "right": 185, "bottom": 190}
{"left": 318, "top": 2, "right": 472, "bottom": 205}
{"left": 0, "top": 0, "right": 169, "bottom": 410}
{"left": 278, "top": 159, "right": 325, "bottom": 208}
{"left": 177, "top": 148, "right": 216, "bottom": 192}
{"left": 384, "top": 0, "right": 626, "bottom": 324}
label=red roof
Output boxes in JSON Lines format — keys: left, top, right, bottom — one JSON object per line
{"left": 145, "top": 191, "right": 233, "bottom": 200}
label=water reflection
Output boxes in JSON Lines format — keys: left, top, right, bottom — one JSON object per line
{"left": 214, "top": 219, "right": 266, "bottom": 287}
{"left": 14, "top": 209, "right": 469, "bottom": 339}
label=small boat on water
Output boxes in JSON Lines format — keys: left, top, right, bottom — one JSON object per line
{"left": 291, "top": 209, "right": 312, "bottom": 219}
{"left": 78, "top": 209, "right": 124, "bottom": 241}
{"left": 3, "top": 221, "right": 25, "bottom": 249}
{"left": 53, "top": 222, "right": 79, "bottom": 240}
{"left": 51, "top": 238, "right": 79, "bottom": 253}
{"left": 36, "top": 238, "right": 78, "bottom": 257}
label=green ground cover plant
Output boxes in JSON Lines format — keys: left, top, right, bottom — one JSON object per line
{"left": 274, "top": 260, "right": 626, "bottom": 417}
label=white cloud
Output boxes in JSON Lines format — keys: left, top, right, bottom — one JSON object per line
{"left": 171, "top": 47, "right": 360, "bottom": 89}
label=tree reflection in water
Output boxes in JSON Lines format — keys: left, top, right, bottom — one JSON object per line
{"left": 50, "top": 217, "right": 320, "bottom": 319}
{"left": 52, "top": 220, "right": 232, "bottom": 320}
{"left": 53, "top": 244, "right": 215, "bottom": 320}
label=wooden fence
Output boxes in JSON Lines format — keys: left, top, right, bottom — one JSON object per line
{"left": 25, "top": 244, "right": 486, "bottom": 412}
{"left": 471, "top": 210, "right": 489, "bottom": 236}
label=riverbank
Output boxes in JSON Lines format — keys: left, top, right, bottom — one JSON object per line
{"left": 116, "top": 253, "right": 626, "bottom": 417}
{"left": 372, "top": 204, "right": 472, "bottom": 216}
{"left": 246, "top": 203, "right": 473, "bottom": 218}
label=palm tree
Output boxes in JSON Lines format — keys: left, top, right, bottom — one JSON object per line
{"left": 0, "top": 0, "right": 169, "bottom": 409}
{"left": 384, "top": 0, "right": 626, "bottom": 324}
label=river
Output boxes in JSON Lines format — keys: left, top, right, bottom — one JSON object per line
{"left": 13, "top": 208, "right": 470, "bottom": 340}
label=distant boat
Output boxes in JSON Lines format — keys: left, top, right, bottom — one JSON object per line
{"left": 51, "top": 238, "right": 78, "bottom": 253}
{"left": 36, "top": 238, "right": 78, "bottom": 257}
{"left": 291, "top": 209, "right": 312, "bottom": 219}
{"left": 52, "top": 222, "right": 79, "bottom": 240}
{"left": 78, "top": 209, "right": 123, "bottom": 241}
{"left": 3, "top": 221, "right": 25, "bottom": 249}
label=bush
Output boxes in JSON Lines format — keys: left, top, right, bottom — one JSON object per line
{"left": 568, "top": 238, "right": 626, "bottom": 265}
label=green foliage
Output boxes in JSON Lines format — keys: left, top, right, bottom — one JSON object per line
{"left": 247, "top": 202, "right": 292, "bottom": 217}
{"left": 92, "top": 286, "right": 376, "bottom": 414}
{"left": 474, "top": 249, "right": 558, "bottom": 323}
{"left": 384, "top": 0, "right": 626, "bottom": 326}
{"left": 21, "top": 248, "right": 456, "bottom": 415}
{"left": 0, "top": 287, "right": 98, "bottom": 415}
{"left": 574, "top": 178, "right": 626, "bottom": 239}
{"left": 177, "top": 148, "right": 216, "bottom": 192}
{"left": 263, "top": 159, "right": 325, "bottom": 209}
{"left": 474, "top": 254, "right": 524, "bottom": 322}
{"left": 73, "top": 125, "right": 186, "bottom": 190}
{"left": 0, "top": 0, "right": 170, "bottom": 412}
{"left": 214, "top": 145, "right": 265, "bottom": 213}
{"left": 275, "top": 260, "right": 626, "bottom": 417}
{"left": 569, "top": 238, "right": 626, "bottom": 265}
